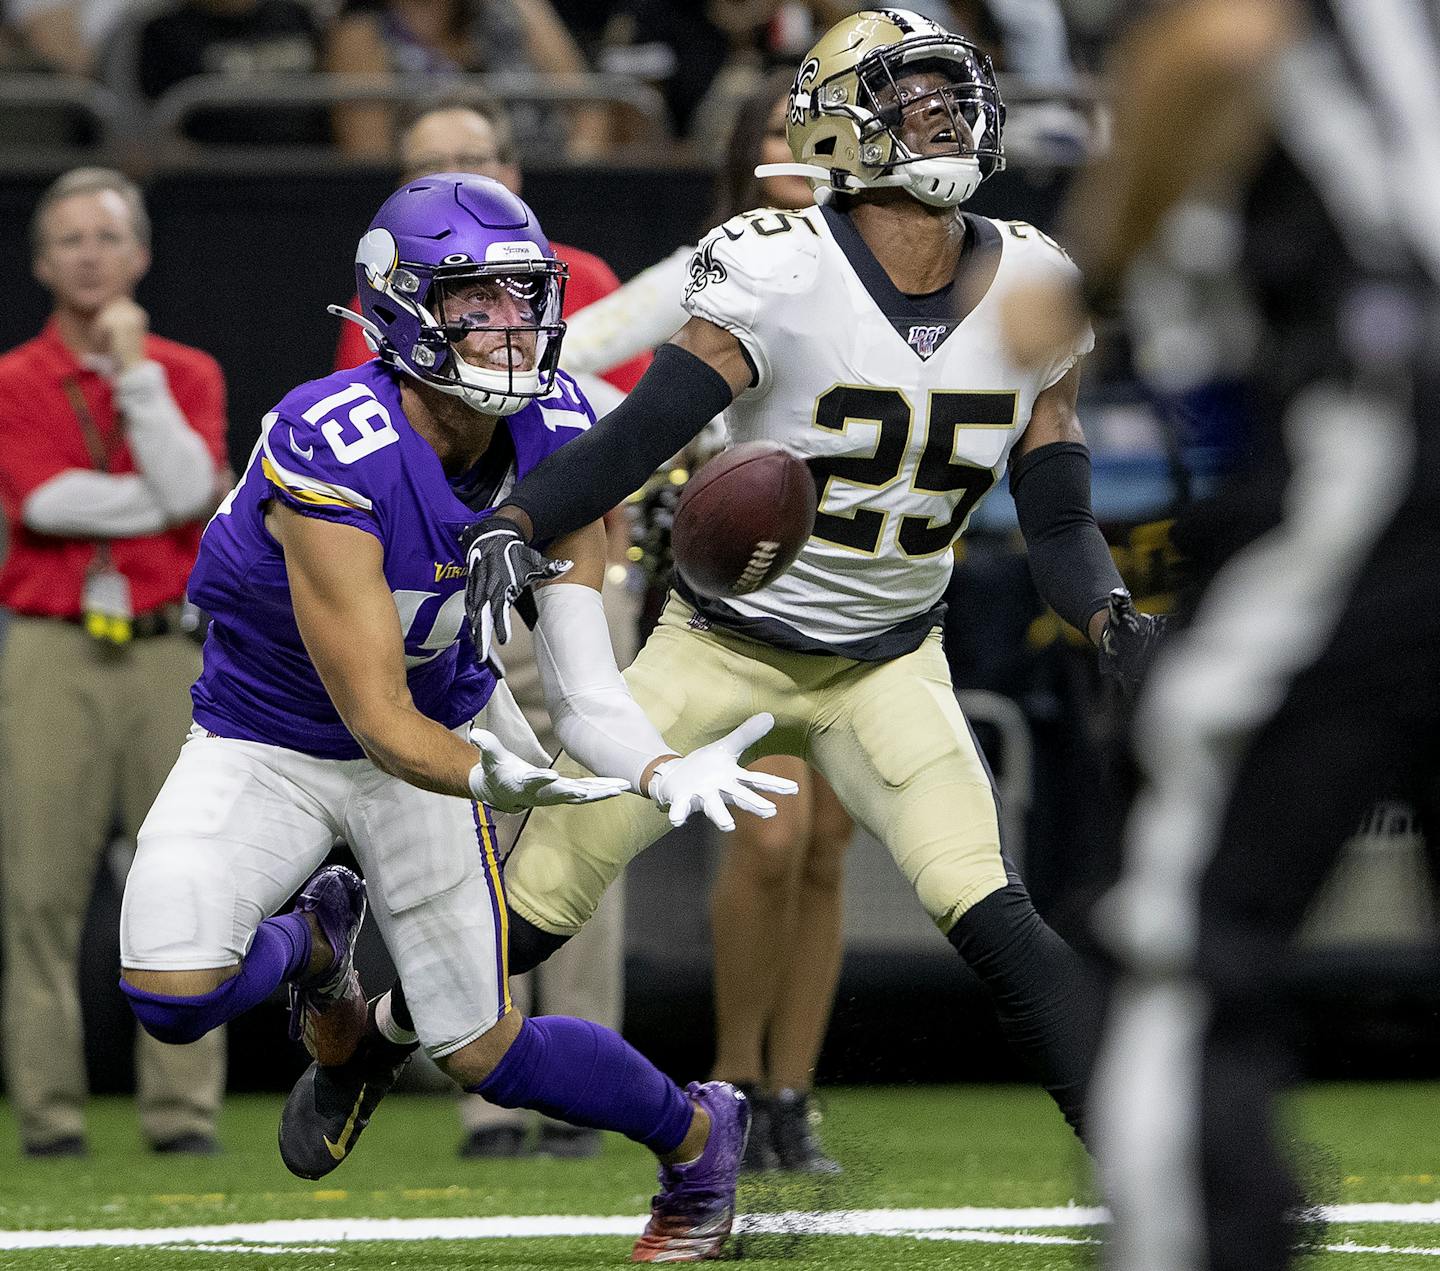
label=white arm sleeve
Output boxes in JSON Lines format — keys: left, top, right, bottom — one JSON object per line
{"left": 22, "top": 470, "right": 167, "bottom": 537}
{"left": 475, "top": 678, "right": 553, "bottom": 769}
{"left": 559, "top": 247, "right": 693, "bottom": 376}
{"left": 533, "top": 582, "right": 673, "bottom": 792}
{"left": 114, "top": 361, "right": 217, "bottom": 522}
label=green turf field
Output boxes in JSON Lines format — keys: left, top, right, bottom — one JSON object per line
{"left": 0, "top": 1084, "right": 1438, "bottom": 1268}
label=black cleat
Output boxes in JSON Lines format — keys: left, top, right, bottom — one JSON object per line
{"left": 151, "top": 1132, "right": 222, "bottom": 1156}
{"left": 278, "top": 1033, "right": 414, "bottom": 1180}
{"left": 769, "top": 1088, "right": 841, "bottom": 1175}
{"left": 22, "top": 1135, "right": 87, "bottom": 1160}
{"left": 735, "top": 1084, "right": 779, "bottom": 1172}
{"left": 458, "top": 1125, "right": 530, "bottom": 1159}
{"left": 536, "top": 1123, "right": 600, "bottom": 1160}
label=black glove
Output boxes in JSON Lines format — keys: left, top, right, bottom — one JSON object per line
{"left": 1098, "top": 587, "right": 1169, "bottom": 696}
{"left": 461, "top": 515, "right": 571, "bottom": 659}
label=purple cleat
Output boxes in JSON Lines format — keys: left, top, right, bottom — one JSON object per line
{"left": 287, "top": 865, "right": 368, "bottom": 1066}
{"left": 632, "top": 1081, "right": 750, "bottom": 1263}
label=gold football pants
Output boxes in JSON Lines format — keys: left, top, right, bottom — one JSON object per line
{"left": 505, "top": 596, "right": 1010, "bottom": 938}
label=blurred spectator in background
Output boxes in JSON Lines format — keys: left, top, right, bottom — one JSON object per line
{"left": 0, "top": 0, "right": 98, "bottom": 146}
{"left": 566, "top": 68, "right": 852, "bottom": 1172}
{"left": 3, "top": 0, "right": 131, "bottom": 75}
{"left": 134, "top": 0, "right": 329, "bottom": 145}
{"left": 333, "top": 101, "right": 640, "bottom": 1160}
{"left": 595, "top": 2, "right": 1010, "bottom": 147}
{"left": 597, "top": 2, "right": 852, "bottom": 141}
{"left": 323, "top": 0, "right": 608, "bottom": 162}
{"left": 0, "top": 168, "right": 228, "bottom": 1158}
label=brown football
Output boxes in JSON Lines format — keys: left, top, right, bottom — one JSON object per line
{"left": 671, "top": 441, "right": 818, "bottom": 599}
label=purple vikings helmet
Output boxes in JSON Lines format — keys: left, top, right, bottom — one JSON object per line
{"left": 337, "top": 174, "right": 567, "bottom": 416}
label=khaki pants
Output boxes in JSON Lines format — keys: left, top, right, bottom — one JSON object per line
{"left": 506, "top": 595, "right": 1010, "bottom": 940}
{"left": 0, "top": 617, "right": 224, "bottom": 1148}
{"left": 460, "top": 579, "right": 635, "bottom": 1134}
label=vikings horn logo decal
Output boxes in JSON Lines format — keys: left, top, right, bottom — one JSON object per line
{"left": 356, "top": 228, "right": 399, "bottom": 291}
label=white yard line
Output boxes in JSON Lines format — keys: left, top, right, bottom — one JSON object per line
{"left": 1, "top": 1204, "right": 1439, "bottom": 1252}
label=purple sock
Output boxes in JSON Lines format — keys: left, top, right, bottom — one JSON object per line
{"left": 121, "top": 913, "right": 312, "bottom": 1045}
{"left": 469, "top": 1016, "right": 693, "bottom": 1154}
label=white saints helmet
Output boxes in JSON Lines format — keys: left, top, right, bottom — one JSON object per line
{"left": 758, "top": 9, "right": 1006, "bottom": 208}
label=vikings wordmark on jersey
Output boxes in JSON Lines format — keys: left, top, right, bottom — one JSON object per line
{"left": 188, "top": 360, "right": 593, "bottom": 758}
{"left": 679, "top": 203, "right": 1092, "bottom": 657}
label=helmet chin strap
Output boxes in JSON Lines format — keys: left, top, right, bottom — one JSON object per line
{"left": 433, "top": 375, "right": 531, "bottom": 417}
{"left": 755, "top": 156, "right": 981, "bottom": 208}
{"left": 896, "top": 155, "right": 983, "bottom": 207}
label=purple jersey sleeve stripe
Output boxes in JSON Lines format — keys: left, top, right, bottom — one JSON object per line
{"left": 260, "top": 455, "right": 374, "bottom": 514}
{"left": 267, "top": 485, "right": 383, "bottom": 539}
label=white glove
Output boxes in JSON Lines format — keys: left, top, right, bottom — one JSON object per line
{"left": 467, "top": 727, "right": 629, "bottom": 815}
{"left": 647, "top": 713, "right": 799, "bottom": 832}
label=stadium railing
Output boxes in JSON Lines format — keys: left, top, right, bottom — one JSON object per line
{"left": 146, "top": 72, "right": 672, "bottom": 161}
{"left": 0, "top": 73, "right": 126, "bottom": 162}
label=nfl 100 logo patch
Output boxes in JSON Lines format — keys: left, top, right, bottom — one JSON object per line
{"left": 904, "top": 322, "right": 952, "bottom": 360}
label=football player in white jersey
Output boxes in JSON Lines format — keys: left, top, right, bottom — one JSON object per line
{"left": 285, "top": 8, "right": 1162, "bottom": 1155}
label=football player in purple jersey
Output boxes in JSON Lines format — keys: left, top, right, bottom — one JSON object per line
{"left": 116, "top": 175, "right": 792, "bottom": 1262}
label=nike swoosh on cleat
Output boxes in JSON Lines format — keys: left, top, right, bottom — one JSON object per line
{"left": 323, "top": 1083, "right": 367, "bottom": 1160}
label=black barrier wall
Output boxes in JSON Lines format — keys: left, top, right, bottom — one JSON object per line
{"left": 0, "top": 162, "right": 1068, "bottom": 462}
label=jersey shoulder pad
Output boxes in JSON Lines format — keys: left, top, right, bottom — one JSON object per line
{"left": 536, "top": 369, "right": 597, "bottom": 430}
{"left": 681, "top": 206, "right": 824, "bottom": 330}
{"left": 261, "top": 365, "right": 405, "bottom": 518}
{"left": 989, "top": 219, "right": 1095, "bottom": 379}
{"left": 509, "top": 370, "right": 595, "bottom": 479}
{"left": 991, "top": 218, "right": 1083, "bottom": 286}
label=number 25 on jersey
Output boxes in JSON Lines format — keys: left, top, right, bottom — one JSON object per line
{"left": 806, "top": 386, "right": 1017, "bottom": 557}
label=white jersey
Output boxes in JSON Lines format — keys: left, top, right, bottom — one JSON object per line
{"left": 680, "top": 203, "right": 1093, "bottom": 659}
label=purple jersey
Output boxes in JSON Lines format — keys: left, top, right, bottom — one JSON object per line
{"left": 189, "top": 361, "right": 594, "bottom": 758}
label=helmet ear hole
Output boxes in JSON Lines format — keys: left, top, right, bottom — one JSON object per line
{"left": 374, "top": 304, "right": 397, "bottom": 325}
{"left": 813, "top": 136, "right": 836, "bottom": 156}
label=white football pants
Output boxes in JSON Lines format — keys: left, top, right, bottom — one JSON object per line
{"left": 120, "top": 726, "right": 510, "bottom": 1058}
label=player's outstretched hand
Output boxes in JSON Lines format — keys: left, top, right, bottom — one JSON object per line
{"left": 647, "top": 713, "right": 799, "bottom": 832}
{"left": 462, "top": 515, "right": 571, "bottom": 659}
{"left": 1098, "top": 588, "right": 1169, "bottom": 697}
{"left": 467, "top": 727, "right": 629, "bottom": 815}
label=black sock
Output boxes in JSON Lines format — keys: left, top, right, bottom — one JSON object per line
{"left": 947, "top": 883, "right": 1100, "bottom": 1142}
{"left": 366, "top": 984, "right": 419, "bottom": 1059}
{"left": 509, "top": 911, "right": 573, "bottom": 975}
{"left": 388, "top": 981, "right": 414, "bottom": 1032}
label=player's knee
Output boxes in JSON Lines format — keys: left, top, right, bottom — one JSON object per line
{"left": 508, "top": 910, "right": 572, "bottom": 975}
{"left": 121, "top": 834, "right": 237, "bottom": 969}
{"left": 436, "top": 1008, "right": 525, "bottom": 1089}
{"left": 731, "top": 821, "right": 801, "bottom": 887}
{"left": 119, "top": 971, "right": 236, "bottom": 1045}
{"left": 798, "top": 834, "right": 847, "bottom": 892}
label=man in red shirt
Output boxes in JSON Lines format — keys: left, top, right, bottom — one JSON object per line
{"left": 334, "top": 101, "right": 651, "bottom": 394}
{"left": 0, "top": 168, "right": 229, "bottom": 1157}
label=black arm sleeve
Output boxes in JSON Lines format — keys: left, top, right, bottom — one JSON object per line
{"left": 1009, "top": 441, "right": 1123, "bottom": 637}
{"left": 507, "top": 343, "right": 736, "bottom": 545}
